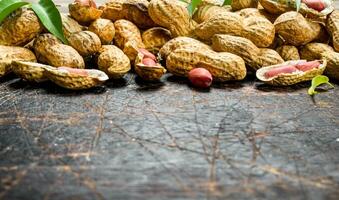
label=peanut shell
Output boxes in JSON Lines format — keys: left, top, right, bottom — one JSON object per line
{"left": 88, "top": 19, "right": 115, "bottom": 45}
{"left": 326, "top": 10, "right": 339, "bottom": 52}
{"left": 142, "top": 27, "right": 172, "bottom": 54}
{"left": 159, "top": 37, "right": 212, "bottom": 60}
{"left": 33, "top": 34, "right": 85, "bottom": 69}
{"left": 166, "top": 47, "right": 246, "bottom": 81}
{"left": 254, "top": 48, "right": 284, "bottom": 70}
{"left": 148, "top": 0, "right": 197, "bottom": 37}
{"left": 0, "top": 45, "right": 36, "bottom": 76}
{"left": 274, "top": 11, "right": 322, "bottom": 46}
{"left": 242, "top": 15, "right": 275, "bottom": 47}
{"left": 97, "top": 45, "right": 131, "bottom": 79}
{"left": 44, "top": 66, "right": 109, "bottom": 90}
{"left": 68, "top": 31, "right": 102, "bottom": 57}
{"left": 256, "top": 60, "right": 326, "bottom": 86}
{"left": 321, "top": 51, "right": 339, "bottom": 80}
{"left": 276, "top": 45, "right": 300, "bottom": 61}
{"left": 193, "top": 5, "right": 232, "bottom": 23}
{"left": 69, "top": 2, "right": 102, "bottom": 24}
{"left": 100, "top": 0, "right": 156, "bottom": 29}
{"left": 12, "top": 61, "right": 48, "bottom": 82}
{"left": 134, "top": 53, "right": 166, "bottom": 81}
{"left": 300, "top": 43, "right": 334, "bottom": 61}
{"left": 231, "top": 0, "right": 258, "bottom": 11}
{"left": 0, "top": 8, "right": 42, "bottom": 46}
{"left": 61, "top": 14, "right": 84, "bottom": 38}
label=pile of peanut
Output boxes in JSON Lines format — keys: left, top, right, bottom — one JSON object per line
{"left": 0, "top": 0, "right": 338, "bottom": 89}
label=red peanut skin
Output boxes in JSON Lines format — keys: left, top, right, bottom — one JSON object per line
{"left": 142, "top": 58, "right": 157, "bottom": 66}
{"left": 188, "top": 68, "right": 213, "bottom": 88}
{"left": 139, "top": 49, "right": 157, "bottom": 61}
{"left": 302, "top": 0, "right": 325, "bottom": 12}
{"left": 74, "top": 0, "right": 97, "bottom": 8}
{"left": 264, "top": 65, "right": 298, "bottom": 78}
{"left": 295, "top": 60, "right": 320, "bottom": 72}
{"left": 59, "top": 67, "right": 88, "bottom": 76}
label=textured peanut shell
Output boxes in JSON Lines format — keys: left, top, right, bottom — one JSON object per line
{"left": 89, "top": 19, "right": 115, "bottom": 45}
{"left": 274, "top": 11, "right": 322, "bottom": 46}
{"left": 0, "top": 8, "right": 42, "bottom": 46}
{"left": 256, "top": 60, "right": 326, "bottom": 86}
{"left": 68, "top": 31, "right": 102, "bottom": 57}
{"left": 300, "top": 43, "right": 334, "bottom": 61}
{"left": 259, "top": 0, "right": 334, "bottom": 19}
{"left": 61, "top": 14, "right": 84, "bottom": 38}
{"left": 254, "top": 48, "right": 284, "bottom": 70}
{"left": 237, "top": 8, "right": 278, "bottom": 23}
{"left": 159, "top": 37, "right": 212, "bottom": 60}
{"left": 33, "top": 34, "right": 85, "bottom": 69}
{"left": 97, "top": 45, "right": 131, "bottom": 79}
{"left": 148, "top": 0, "right": 197, "bottom": 37}
{"left": 44, "top": 67, "right": 109, "bottom": 90}
{"left": 211, "top": 34, "right": 259, "bottom": 68}
{"left": 134, "top": 53, "right": 166, "bottom": 81}
{"left": 326, "top": 11, "right": 339, "bottom": 52}
{"left": 142, "top": 27, "right": 172, "bottom": 54}
{"left": 231, "top": 0, "right": 258, "bottom": 11}
{"left": 194, "top": 12, "right": 244, "bottom": 40}
{"left": 114, "top": 19, "right": 145, "bottom": 61}
{"left": 321, "top": 51, "right": 339, "bottom": 80}
{"left": 276, "top": 45, "right": 300, "bottom": 61}
{"left": 242, "top": 15, "right": 275, "bottom": 47}
{"left": 0, "top": 45, "right": 37, "bottom": 76}
{"left": 69, "top": 2, "right": 102, "bottom": 24}
{"left": 100, "top": 0, "right": 156, "bottom": 29}
{"left": 12, "top": 61, "right": 48, "bottom": 82}
{"left": 193, "top": 5, "right": 232, "bottom": 24}
{"left": 166, "top": 47, "right": 246, "bottom": 81}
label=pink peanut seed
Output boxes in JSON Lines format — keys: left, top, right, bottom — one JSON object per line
{"left": 59, "top": 67, "right": 88, "bottom": 76}
{"left": 188, "top": 68, "right": 213, "bottom": 88}
{"left": 264, "top": 65, "right": 298, "bottom": 78}
{"left": 139, "top": 48, "right": 157, "bottom": 61}
{"left": 302, "top": 0, "right": 325, "bottom": 12}
{"left": 295, "top": 60, "right": 321, "bottom": 72}
{"left": 142, "top": 58, "right": 157, "bottom": 66}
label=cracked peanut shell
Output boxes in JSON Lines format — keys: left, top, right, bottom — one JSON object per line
{"left": 276, "top": 45, "right": 300, "bottom": 61}
{"left": 0, "top": 8, "right": 42, "bottom": 46}
{"left": 88, "top": 19, "right": 115, "bottom": 45}
{"left": 159, "top": 37, "right": 212, "bottom": 60}
{"left": 69, "top": 2, "right": 102, "bottom": 24}
{"left": 33, "top": 34, "right": 85, "bottom": 69}
{"left": 326, "top": 10, "right": 339, "bottom": 52}
{"left": 97, "top": 45, "right": 131, "bottom": 79}
{"left": 134, "top": 53, "right": 166, "bottom": 81}
{"left": 300, "top": 43, "right": 334, "bottom": 61}
{"left": 166, "top": 47, "right": 246, "bottom": 81}
{"left": 100, "top": 0, "right": 156, "bottom": 29}
{"left": 274, "top": 11, "right": 322, "bottom": 46}
{"left": 256, "top": 59, "right": 326, "bottom": 85}
{"left": 68, "top": 31, "right": 102, "bottom": 57}
{"left": 142, "top": 27, "right": 172, "bottom": 54}
{"left": 0, "top": 45, "right": 37, "bottom": 77}
{"left": 44, "top": 66, "right": 109, "bottom": 90}
{"left": 12, "top": 61, "right": 48, "bottom": 82}
{"left": 148, "top": 0, "right": 197, "bottom": 37}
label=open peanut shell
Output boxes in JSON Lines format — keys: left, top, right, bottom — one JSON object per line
{"left": 12, "top": 61, "right": 48, "bottom": 82}
{"left": 134, "top": 53, "right": 166, "bottom": 81}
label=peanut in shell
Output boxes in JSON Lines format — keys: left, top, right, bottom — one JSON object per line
{"left": 0, "top": 8, "right": 42, "bottom": 46}
{"left": 321, "top": 51, "right": 339, "bottom": 80}
{"left": 68, "top": 31, "right": 102, "bottom": 57}
{"left": 193, "top": 5, "right": 232, "bottom": 23}
{"left": 69, "top": 2, "right": 102, "bottom": 24}
{"left": 231, "top": 0, "right": 258, "bottom": 11}
{"left": 242, "top": 15, "right": 275, "bottom": 47}
{"left": 61, "top": 14, "right": 84, "bottom": 38}
{"left": 254, "top": 48, "right": 284, "bottom": 70}
{"left": 97, "top": 45, "right": 131, "bottom": 79}
{"left": 166, "top": 47, "right": 247, "bottom": 81}
{"left": 142, "top": 27, "right": 172, "bottom": 54}
{"left": 148, "top": 0, "right": 197, "bottom": 37}
{"left": 300, "top": 43, "right": 334, "bottom": 61}
{"left": 256, "top": 60, "right": 326, "bottom": 86}
{"left": 276, "top": 45, "right": 300, "bottom": 61}
{"left": 326, "top": 10, "right": 339, "bottom": 52}
{"left": 89, "top": 19, "right": 115, "bottom": 45}
{"left": 12, "top": 61, "right": 48, "bottom": 82}
{"left": 134, "top": 53, "right": 166, "bottom": 81}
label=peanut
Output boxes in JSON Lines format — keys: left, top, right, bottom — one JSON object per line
{"left": 300, "top": 43, "right": 333, "bottom": 61}
{"left": 142, "top": 27, "right": 172, "bottom": 54}
{"left": 276, "top": 45, "right": 300, "bottom": 61}
{"left": 193, "top": 5, "right": 232, "bottom": 23}
{"left": 89, "top": 19, "right": 115, "bottom": 45}
{"left": 254, "top": 48, "right": 284, "bottom": 70}
{"left": 69, "top": 0, "right": 102, "bottom": 24}
{"left": 231, "top": 0, "right": 258, "bottom": 11}
{"left": 188, "top": 68, "right": 213, "bottom": 88}
{"left": 327, "top": 10, "right": 339, "bottom": 52}
{"left": 12, "top": 61, "right": 48, "bottom": 82}
{"left": 134, "top": 52, "right": 166, "bottom": 81}
{"left": 321, "top": 51, "right": 339, "bottom": 80}
{"left": 61, "top": 14, "right": 85, "bottom": 38}
{"left": 68, "top": 31, "right": 102, "bottom": 57}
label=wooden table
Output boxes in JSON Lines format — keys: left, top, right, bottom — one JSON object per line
{"left": 0, "top": 1, "right": 339, "bottom": 199}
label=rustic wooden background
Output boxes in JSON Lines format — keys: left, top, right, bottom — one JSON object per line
{"left": 0, "top": 1, "right": 339, "bottom": 200}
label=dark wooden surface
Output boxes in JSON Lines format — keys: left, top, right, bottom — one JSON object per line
{"left": 1, "top": 1, "right": 339, "bottom": 200}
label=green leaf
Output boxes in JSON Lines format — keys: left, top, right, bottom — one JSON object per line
{"left": 295, "top": 0, "right": 301, "bottom": 12}
{"left": 31, "top": 0, "right": 68, "bottom": 44}
{"left": 308, "top": 75, "right": 334, "bottom": 95}
{"left": 223, "top": 0, "right": 232, "bottom": 6}
{"left": 187, "top": 0, "right": 202, "bottom": 16}
{"left": 0, "top": 0, "right": 29, "bottom": 24}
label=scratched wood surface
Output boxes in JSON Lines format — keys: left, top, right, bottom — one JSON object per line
{"left": 1, "top": 1, "right": 339, "bottom": 200}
